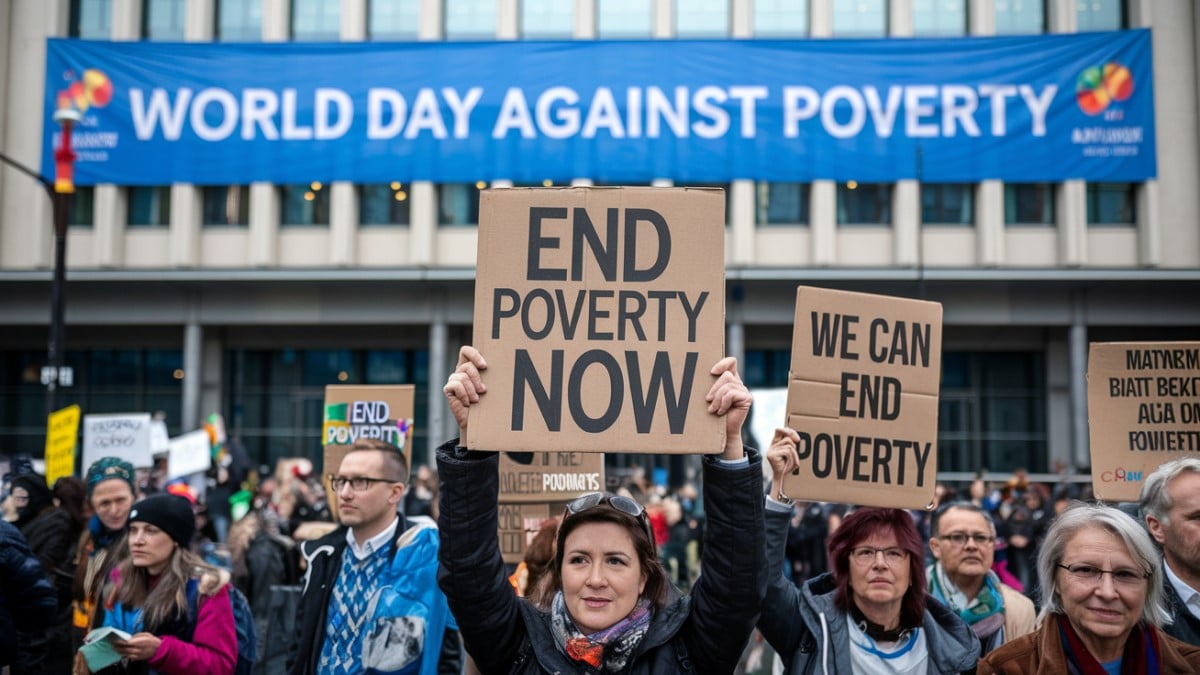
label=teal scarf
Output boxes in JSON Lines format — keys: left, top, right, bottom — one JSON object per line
{"left": 928, "top": 562, "right": 1006, "bottom": 651}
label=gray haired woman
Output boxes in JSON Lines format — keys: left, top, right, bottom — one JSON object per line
{"left": 978, "top": 503, "right": 1200, "bottom": 674}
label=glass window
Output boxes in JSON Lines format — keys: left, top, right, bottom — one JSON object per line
{"left": 217, "top": 0, "right": 263, "bottom": 41}
{"left": 369, "top": 0, "right": 419, "bottom": 40}
{"left": 438, "top": 182, "right": 484, "bottom": 225}
{"left": 743, "top": 348, "right": 791, "bottom": 388}
{"left": 831, "top": 0, "right": 887, "bottom": 37}
{"left": 1004, "top": 183, "right": 1055, "bottom": 225}
{"left": 292, "top": 0, "right": 341, "bottom": 41}
{"left": 756, "top": 182, "right": 809, "bottom": 225}
{"left": 360, "top": 183, "right": 411, "bottom": 226}
{"left": 1077, "top": 0, "right": 1125, "bottom": 31}
{"left": 754, "top": 0, "right": 809, "bottom": 37}
{"left": 71, "top": 0, "right": 112, "bottom": 38}
{"left": 127, "top": 186, "right": 172, "bottom": 227}
{"left": 994, "top": 0, "right": 1044, "bottom": 35}
{"left": 281, "top": 182, "right": 330, "bottom": 226}
{"left": 70, "top": 186, "right": 96, "bottom": 227}
{"left": 445, "top": 0, "right": 496, "bottom": 39}
{"left": 143, "top": 0, "right": 186, "bottom": 40}
{"left": 202, "top": 185, "right": 250, "bottom": 226}
{"left": 597, "top": 0, "right": 653, "bottom": 37}
{"left": 938, "top": 351, "right": 1046, "bottom": 473}
{"left": 1087, "top": 183, "right": 1135, "bottom": 225}
{"left": 676, "top": 0, "right": 729, "bottom": 37}
{"left": 837, "top": 182, "right": 891, "bottom": 225}
{"left": 921, "top": 184, "right": 973, "bottom": 225}
{"left": 913, "top": 0, "right": 966, "bottom": 36}
{"left": 522, "top": 0, "right": 573, "bottom": 38}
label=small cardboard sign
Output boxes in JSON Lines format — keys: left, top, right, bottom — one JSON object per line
{"left": 498, "top": 502, "right": 554, "bottom": 565}
{"left": 168, "top": 429, "right": 213, "bottom": 480}
{"left": 44, "top": 404, "right": 82, "bottom": 485}
{"left": 322, "top": 384, "right": 416, "bottom": 485}
{"left": 498, "top": 451, "right": 606, "bottom": 504}
{"left": 468, "top": 186, "right": 726, "bottom": 454}
{"left": 82, "top": 413, "right": 154, "bottom": 469}
{"left": 1086, "top": 342, "right": 1200, "bottom": 502}
{"left": 779, "top": 287, "right": 943, "bottom": 509}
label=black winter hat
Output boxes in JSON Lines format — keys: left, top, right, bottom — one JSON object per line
{"left": 128, "top": 494, "right": 195, "bottom": 547}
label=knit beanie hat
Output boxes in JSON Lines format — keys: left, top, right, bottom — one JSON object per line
{"left": 85, "top": 457, "right": 136, "bottom": 497}
{"left": 10, "top": 473, "right": 52, "bottom": 529}
{"left": 128, "top": 494, "right": 195, "bottom": 547}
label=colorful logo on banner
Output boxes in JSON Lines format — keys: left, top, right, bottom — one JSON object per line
{"left": 323, "top": 401, "right": 413, "bottom": 449}
{"left": 57, "top": 68, "right": 112, "bottom": 116}
{"left": 1076, "top": 63, "right": 1133, "bottom": 115}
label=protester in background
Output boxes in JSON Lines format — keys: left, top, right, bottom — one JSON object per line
{"left": 72, "top": 457, "right": 136, "bottom": 647}
{"left": 509, "top": 517, "right": 560, "bottom": 599}
{"left": 289, "top": 438, "right": 460, "bottom": 675}
{"left": 928, "top": 502, "right": 1036, "bottom": 656}
{"left": 404, "top": 464, "right": 437, "bottom": 518}
{"left": 439, "top": 346, "right": 764, "bottom": 674}
{"left": 978, "top": 504, "right": 1200, "bottom": 674}
{"left": 1140, "top": 458, "right": 1200, "bottom": 647}
{"left": 759, "top": 429, "right": 981, "bottom": 674}
{"left": 1, "top": 519, "right": 58, "bottom": 673}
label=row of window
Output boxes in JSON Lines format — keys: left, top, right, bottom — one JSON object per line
{"left": 76, "top": 181, "right": 1137, "bottom": 228}
{"left": 70, "top": 0, "right": 1128, "bottom": 41}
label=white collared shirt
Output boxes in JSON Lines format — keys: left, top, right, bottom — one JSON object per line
{"left": 345, "top": 514, "right": 400, "bottom": 561}
{"left": 1164, "top": 560, "right": 1200, "bottom": 622}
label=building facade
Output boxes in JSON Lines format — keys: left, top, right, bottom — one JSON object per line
{"left": 1, "top": 0, "right": 1198, "bottom": 479}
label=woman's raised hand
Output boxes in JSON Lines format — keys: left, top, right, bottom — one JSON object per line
{"left": 443, "top": 346, "right": 487, "bottom": 440}
{"left": 706, "top": 357, "right": 753, "bottom": 460}
{"left": 767, "top": 428, "right": 801, "bottom": 497}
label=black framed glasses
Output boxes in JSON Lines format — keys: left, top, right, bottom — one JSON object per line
{"left": 1057, "top": 563, "right": 1149, "bottom": 587}
{"left": 328, "top": 474, "right": 397, "bottom": 492}
{"left": 938, "top": 533, "right": 996, "bottom": 547}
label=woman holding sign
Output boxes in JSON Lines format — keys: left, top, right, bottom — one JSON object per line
{"left": 438, "top": 346, "right": 764, "bottom": 674}
{"left": 759, "top": 428, "right": 981, "bottom": 674}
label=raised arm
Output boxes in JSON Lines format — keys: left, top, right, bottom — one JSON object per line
{"left": 756, "top": 428, "right": 811, "bottom": 660}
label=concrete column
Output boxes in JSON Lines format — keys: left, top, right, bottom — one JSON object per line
{"left": 653, "top": 0, "right": 672, "bottom": 37}
{"left": 1068, "top": 300, "right": 1089, "bottom": 470}
{"left": 199, "top": 333, "right": 224, "bottom": 430}
{"left": 889, "top": 0, "right": 914, "bottom": 36}
{"left": 111, "top": 0, "right": 142, "bottom": 39}
{"left": 427, "top": 317, "right": 448, "bottom": 462}
{"left": 976, "top": 180, "right": 1004, "bottom": 266}
{"left": 893, "top": 180, "right": 920, "bottom": 266}
{"left": 248, "top": 182, "right": 279, "bottom": 266}
{"left": 263, "top": 0, "right": 289, "bottom": 40}
{"left": 729, "top": 180, "right": 755, "bottom": 266}
{"left": 731, "top": 0, "right": 752, "bottom": 37}
{"left": 1136, "top": 179, "right": 1161, "bottom": 267}
{"left": 1056, "top": 180, "right": 1086, "bottom": 266}
{"left": 94, "top": 185, "right": 125, "bottom": 267}
{"left": 341, "top": 0, "right": 367, "bottom": 39}
{"left": 810, "top": 0, "right": 832, "bottom": 37}
{"left": 1127, "top": 0, "right": 1152, "bottom": 27}
{"left": 810, "top": 180, "right": 836, "bottom": 265}
{"left": 1046, "top": 0, "right": 1076, "bottom": 33}
{"left": 410, "top": 181, "right": 436, "bottom": 265}
{"left": 182, "top": 318, "right": 202, "bottom": 429}
{"left": 497, "top": 0, "right": 518, "bottom": 39}
{"left": 576, "top": 0, "right": 596, "bottom": 38}
{"left": 419, "top": 0, "right": 443, "bottom": 39}
{"left": 169, "top": 184, "right": 201, "bottom": 267}
{"left": 968, "top": 0, "right": 995, "bottom": 34}
{"left": 185, "top": 0, "right": 215, "bottom": 40}
{"left": 727, "top": 320, "right": 745, "bottom": 375}
{"left": 330, "top": 181, "right": 357, "bottom": 266}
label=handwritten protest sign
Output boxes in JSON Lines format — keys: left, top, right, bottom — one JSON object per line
{"left": 45, "top": 405, "right": 82, "bottom": 485}
{"left": 83, "top": 413, "right": 154, "bottom": 469}
{"left": 499, "top": 502, "right": 554, "bottom": 565}
{"left": 498, "top": 451, "right": 606, "bottom": 504}
{"left": 778, "top": 287, "right": 943, "bottom": 509}
{"left": 168, "top": 429, "right": 213, "bottom": 480}
{"left": 1087, "top": 342, "right": 1200, "bottom": 501}
{"left": 468, "top": 187, "right": 726, "bottom": 454}
{"left": 322, "top": 385, "right": 415, "bottom": 513}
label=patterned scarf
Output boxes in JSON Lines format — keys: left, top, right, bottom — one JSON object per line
{"left": 1056, "top": 613, "right": 1161, "bottom": 675}
{"left": 551, "top": 592, "right": 653, "bottom": 673}
{"left": 928, "top": 562, "right": 1007, "bottom": 651}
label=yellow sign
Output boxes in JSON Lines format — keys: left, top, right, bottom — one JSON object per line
{"left": 45, "top": 404, "right": 82, "bottom": 485}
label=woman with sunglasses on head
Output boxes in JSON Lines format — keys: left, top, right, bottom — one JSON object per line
{"left": 758, "top": 429, "right": 981, "bottom": 674}
{"left": 438, "top": 346, "right": 764, "bottom": 674}
{"left": 977, "top": 503, "right": 1200, "bottom": 675}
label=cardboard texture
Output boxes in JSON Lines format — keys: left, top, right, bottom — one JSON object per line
{"left": 498, "top": 502, "right": 555, "bottom": 565}
{"left": 779, "top": 287, "right": 943, "bottom": 509}
{"left": 1086, "top": 342, "right": 1200, "bottom": 502}
{"left": 469, "top": 186, "right": 726, "bottom": 454}
{"left": 498, "top": 451, "right": 606, "bottom": 504}
{"left": 322, "top": 385, "right": 416, "bottom": 518}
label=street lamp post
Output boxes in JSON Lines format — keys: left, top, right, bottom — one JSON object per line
{"left": 45, "top": 108, "right": 81, "bottom": 416}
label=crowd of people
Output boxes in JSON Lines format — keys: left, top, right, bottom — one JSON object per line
{"left": 0, "top": 346, "right": 1198, "bottom": 674}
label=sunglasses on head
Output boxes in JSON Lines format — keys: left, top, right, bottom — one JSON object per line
{"left": 563, "top": 492, "right": 654, "bottom": 544}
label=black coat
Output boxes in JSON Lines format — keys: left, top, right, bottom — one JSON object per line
{"left": 436, "top": 440, "right": 766, "bottom": 675}
{"left": 1163, "top": 575, "right": 1200, "bottom": 647}
{"left": 0, "top": 520, "right": 57, "bottom": 667}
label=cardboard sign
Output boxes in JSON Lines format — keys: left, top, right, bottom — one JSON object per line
{"left": 468, "top": 186, "right": 726, "bottom": 454}
{"left": 1087, "top": 342, "right": 1200, "bottom": 501}
{"left": 45, "top": 404, "right": 82, "bottom": 485}
{"left": 498, "top": 451, "right": 606, "bottom": 504}
{"left": 168, "top": 429, "right": 213, "bottom": 480}
{"left": 498, "top": 502, "right": 554, "bottom": 565}
{"left": 82, "top": 413, "right": 154, "bottom": 469}
{"left": 779, "top": 287, "right": 943, "bottom": 509}
{"left": 322, "top": 385, "right": 416, "bottom": 483}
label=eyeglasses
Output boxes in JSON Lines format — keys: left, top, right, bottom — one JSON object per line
{"left": 564, "top": 492, "right": 653, "bottom": 543}
{"left": 938, "top": 533, "right": 995, "bottom": 547}
{"left": 1057, "top": 563, "right": 1149, "bottom": 587}
{"left": 850, "top": 546, "right": 909, "bottom": 567}
{"left": 328, "top": 475, "right": 397, "bottom": 492}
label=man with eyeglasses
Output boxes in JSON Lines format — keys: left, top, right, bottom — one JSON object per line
{"left": 288, "top": 438, "right": 460, "bottom": 675}
{"left": 1140, "top": 457, "right": 1200, "bottom": 646}
{"left": 927, "top": 502, "right": 1035, "bottom": 655}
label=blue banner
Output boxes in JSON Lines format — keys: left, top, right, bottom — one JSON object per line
{"left": 43, "top": 31, "right": 1155, "bottom": 186}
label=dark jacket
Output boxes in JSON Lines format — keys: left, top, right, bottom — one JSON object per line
{"left": 757, "top": 507, "right": 981, "bottom": 674}
{"left": 0, "top": 520, "right": 58, "bottom": 667}
{"left": 288, "top": 515, "right": 461, "bottom": 675}
{"left": 1162, "top": 575, "right": 1200, "bottom": 647}
{"left": 436, "top": 439, "right": 766, "bottom": 675}
{"left": 16, "top": 507, "right": 78, "bottom": 674}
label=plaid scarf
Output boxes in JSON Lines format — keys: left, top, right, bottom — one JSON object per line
{"left": 550, "top": 592, "right": 653, "bottom": 673}
{"left": 1056, "top": 613, "right": 1161, "bottom": 675}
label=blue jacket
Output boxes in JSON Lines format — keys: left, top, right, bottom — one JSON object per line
{"left": 289, "top": 515, "right": 459, "bottom": 675}
{"left": 0, "top": 519, "right": 58, "bottom": 666}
